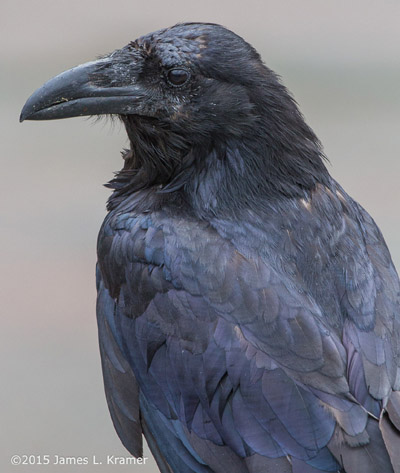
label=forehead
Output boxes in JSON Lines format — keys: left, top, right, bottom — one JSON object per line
{"left": 136, "top": 24, "right": 219, "bottom": 67}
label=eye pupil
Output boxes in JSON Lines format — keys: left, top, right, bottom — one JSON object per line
{"left": 167, "top": 69, "right": 190, "bottom": 86}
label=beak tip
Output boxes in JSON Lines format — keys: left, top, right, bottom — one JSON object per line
{"left": 20, "top": 100, "right": 35, "bottom": 122}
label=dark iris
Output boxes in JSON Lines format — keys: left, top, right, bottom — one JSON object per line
{"left": 167, "top": 68, "right": 190, "bottom": 86}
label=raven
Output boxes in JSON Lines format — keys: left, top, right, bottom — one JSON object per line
{"left": 21, "top": 23, "right": 400, "bottom": 473}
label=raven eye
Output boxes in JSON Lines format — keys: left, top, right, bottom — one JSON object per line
{"left": 167, "top": 68, "right": 190, "bottom": 87}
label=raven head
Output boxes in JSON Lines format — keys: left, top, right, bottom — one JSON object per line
{"left": 21, "top": 23, "right": 328, "bottom": 211}
{"left": 20, "top": 24, "right": 265, "bottom": 135}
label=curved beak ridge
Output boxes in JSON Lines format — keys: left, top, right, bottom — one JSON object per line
{"left": 20, "top": 56, "right": 144, "bottom": 122}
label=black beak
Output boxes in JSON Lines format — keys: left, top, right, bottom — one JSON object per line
{"left": 20, "top": 53, "right": 145, "bottom": 122}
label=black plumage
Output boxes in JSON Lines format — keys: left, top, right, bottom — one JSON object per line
{"left": 21, "top": 23, "right": 400, "bottom": 473}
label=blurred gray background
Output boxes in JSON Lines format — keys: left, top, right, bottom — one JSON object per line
{"left": 2, "top": 0, "right": 399, "bottom": 472}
